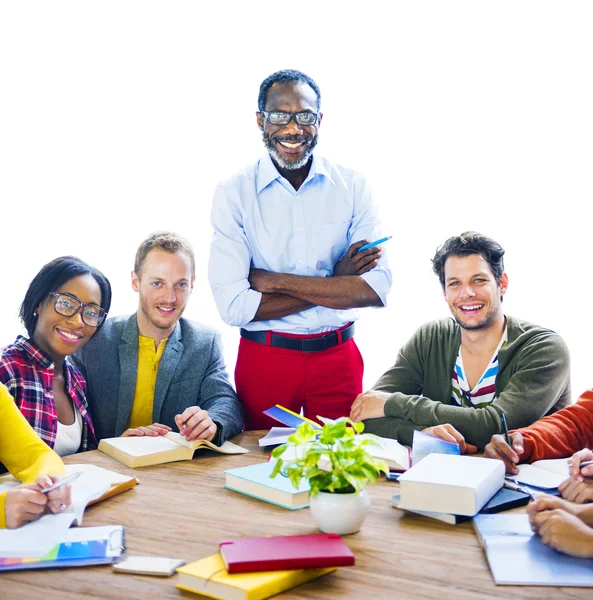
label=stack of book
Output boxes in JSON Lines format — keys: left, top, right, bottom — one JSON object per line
{"left": 176, "top": 533, "right": 355, "bottom": 599}
{"left": 393, "top": 454, "right": 505, "bottom": 523}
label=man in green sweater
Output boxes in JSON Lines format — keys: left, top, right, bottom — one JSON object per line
{"left": 350, "top": 231, "right": 571, "bottom": 450}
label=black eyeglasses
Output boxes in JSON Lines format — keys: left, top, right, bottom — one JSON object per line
{"left": 261, "top": 111, "right": 318, "bottom": 126}
{"left": 49, "top": 292, "right": 107, "bottom": 327}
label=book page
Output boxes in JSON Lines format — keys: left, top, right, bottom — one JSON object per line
{"left": 508, "top": 464, "right": 565, "bottom": 489}
{"left": 361, "top": 434, "right": 411, "bottom": 470}
{"left": 531, "top": 458, "right": 570, "bottom": 477}
{"left": 104, "top": 435, "right": 182, "bottom": 457}
{"left": 165, "top": 432, "right": 248, "bottom": 454}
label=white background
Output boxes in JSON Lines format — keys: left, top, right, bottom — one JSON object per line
{"left": 1, "top": 2, "right": 592, "bottom": 399}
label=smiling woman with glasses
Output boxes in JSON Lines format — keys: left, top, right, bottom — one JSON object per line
{"left": 0, "top": 256, "right": 111, "bottom": 456}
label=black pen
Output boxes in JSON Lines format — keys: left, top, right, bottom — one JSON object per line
{"left": 500, "top": 412, "right": 511, "bottom": 447}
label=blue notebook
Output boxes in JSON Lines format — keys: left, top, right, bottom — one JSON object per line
{"left": 262, "top": 405, "right": 321, "bottom": 430}
{"left": 473, "top": 514, "right": 593, "bottom": 586}
{"left": 411, "top": 430, "right": 460, "bottom": 465}
{"left": 224, "top": 461, "right": 310, "bottom": 510}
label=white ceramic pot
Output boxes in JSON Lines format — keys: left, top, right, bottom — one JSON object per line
{"left": 309, "top": 488, "right": 370, "bottom": 535}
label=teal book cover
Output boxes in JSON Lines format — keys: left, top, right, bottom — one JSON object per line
{"left": 224, "top": 461, "right": 310, "bottom": 510}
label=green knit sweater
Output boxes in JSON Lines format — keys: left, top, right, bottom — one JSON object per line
{"left": 363, "top": 316, "right": 571, "bottom": 449}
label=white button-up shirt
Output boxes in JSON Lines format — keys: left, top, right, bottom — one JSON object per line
{"left": 208, "top": 153, "right": 392, "bottom": 334}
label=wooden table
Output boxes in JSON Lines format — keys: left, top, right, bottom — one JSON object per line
{"left": 1, "top": 431, "right": 589, "bottom": 599}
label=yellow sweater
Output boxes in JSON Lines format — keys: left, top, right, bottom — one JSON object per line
{"left": 0, "top": 383, "right": 65, "bottom": 528}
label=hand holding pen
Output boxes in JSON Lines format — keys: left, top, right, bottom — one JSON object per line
{"left": 568, "top": 449, "right": 593, "bottom": 481}
{"left": 334, "top": 237, "right": 390, "bottom": 278}
{"left": 483, "top": 413, "right": 524, "bottom": 474}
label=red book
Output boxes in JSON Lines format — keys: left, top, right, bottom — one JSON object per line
{"left": 219, "top": 533, "right": 355, "bottom": 573}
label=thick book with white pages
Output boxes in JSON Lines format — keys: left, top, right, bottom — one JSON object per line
{"left": 397, "top": 454, "right": 505, "bottom": 516}
{"left": 98, "top": 432, "right": 248, "bottom": 468}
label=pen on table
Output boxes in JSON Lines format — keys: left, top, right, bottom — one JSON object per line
{"left": 40, "top": 471, "right": 82, "bottom": 494}
{"left": 503, "top": 479, "right": 535, "bottom": 500}
{"left": 500, "top": 412, "right": 511, "bottom": 447}
{"left": 357, "top": 236, "right": 392, "bottom": 253}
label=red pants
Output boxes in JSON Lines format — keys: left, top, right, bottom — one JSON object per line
{"left": 235, "top": 330, "right": 364, "bottom": 430}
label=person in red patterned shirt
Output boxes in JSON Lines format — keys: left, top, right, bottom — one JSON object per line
{"left": 0, "top": 256, "right": 111, "bottom": 456}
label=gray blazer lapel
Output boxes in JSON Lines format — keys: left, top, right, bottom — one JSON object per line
{"left": 115, "top": 315, "right": 140, "bottom": 435}
{"left": 153, "top": 322, "right": 184, "bottom": 421}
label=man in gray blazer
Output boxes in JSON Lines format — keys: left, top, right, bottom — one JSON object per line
{"left": 72, "top": 232, "right": 243, "bottom": 444}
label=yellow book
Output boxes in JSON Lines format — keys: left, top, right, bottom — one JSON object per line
{"left": 98, "top": 432, "right": 248, "bottom": 468}
{"left": 176, "top": 553, "right": 336, "bottom": 600}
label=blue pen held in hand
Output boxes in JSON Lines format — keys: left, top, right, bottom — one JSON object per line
{"left": 357, "top": 236, "right": 392, "bottom": 253}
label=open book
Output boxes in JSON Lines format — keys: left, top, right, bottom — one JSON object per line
{"left": 0, "top": 463, "right": 134, "bottom": 525}
{"left": 506, "top": 458, "right": 569, "bottom": 490}
{"left": 98, "top": 432, "right": 248, "bottom": 468}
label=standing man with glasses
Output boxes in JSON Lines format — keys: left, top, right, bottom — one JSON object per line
{"left": 350, "top": 231, "right": 571, "bottom": 451}
{"left": 208, "top": 69, "right": 392, "bottom": 430}
{"left": 72, "top": 232, "right": 244, "bottom": 444}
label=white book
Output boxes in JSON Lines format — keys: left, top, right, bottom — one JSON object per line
{"left": 397, "top": 454, "right": 505, "bottom": 516}
{"left": 506, "top": 458, "right": 569, "bottom": 489}
{"left": 98, "top": 431, "right": 248, "bottom": 468}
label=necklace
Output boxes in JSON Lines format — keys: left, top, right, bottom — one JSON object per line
{"left": 54, "top": 372, "right": 64, "bottom": 380}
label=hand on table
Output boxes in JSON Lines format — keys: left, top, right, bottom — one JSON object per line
{"left": 422, "top": 424, "right": 478, "bottom": 454}
{"left": 175, "top": 406, "right": 217, "bottom": 442}
{"left": 121, "top": 423, "right": 172, "bottom": 437}
{"left": 483, "top": 431, "right": 524, "bottom": 474}
{"left": 349, "top": 390, "right": 390, "bottom": 422}
{"left": 527, "top": 495, "right": 593, "bottom": 558}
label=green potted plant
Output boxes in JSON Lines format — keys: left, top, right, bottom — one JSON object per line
{"left": 271, "top": 417, "right": 388, "bottom": 535}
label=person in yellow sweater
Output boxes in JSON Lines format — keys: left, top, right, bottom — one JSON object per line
{"left": 0, "top": 383, "right": 71, "bottom": 528}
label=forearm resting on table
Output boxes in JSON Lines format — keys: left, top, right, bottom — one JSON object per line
{"left": 266, "top": 273, "right": 382, "bottom": 309}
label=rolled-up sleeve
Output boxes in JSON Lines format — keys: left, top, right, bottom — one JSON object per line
{"left": 208, "top": 183, "right": 262, "bottom": 327}
{"left": 349, "top": 174, "right": 392, "bottom": 306}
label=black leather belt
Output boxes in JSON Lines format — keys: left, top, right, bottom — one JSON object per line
{"left": 240, "top": 323, "right": 355, "bottom": 353}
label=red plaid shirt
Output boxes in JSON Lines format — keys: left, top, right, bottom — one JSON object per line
{"left": 0, "top": 336, "right": 96, "bottom": 452}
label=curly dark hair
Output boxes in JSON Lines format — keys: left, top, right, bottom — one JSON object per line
{"left": 431, "top": 231, "right": 505, "bottom": 288}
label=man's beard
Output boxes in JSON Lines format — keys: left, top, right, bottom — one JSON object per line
{"left": 139, "top": 294, "right": 183, "bottom": 330}
{"left": 454, "top": 308, "right": 498, "bottom": 331}
{"left": 263, "top": 132, "right": 318, "bottom": 170}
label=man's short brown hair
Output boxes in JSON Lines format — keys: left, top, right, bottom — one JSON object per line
{"left": 134, "top": 231, "right": 196, "bottom": 278}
